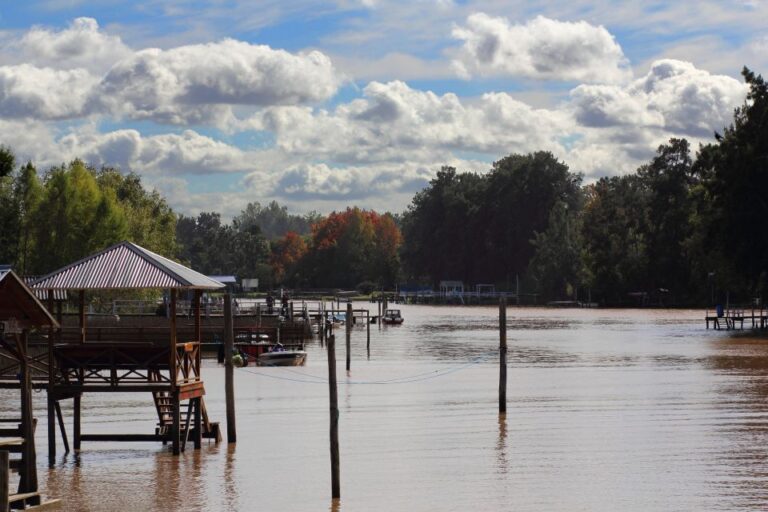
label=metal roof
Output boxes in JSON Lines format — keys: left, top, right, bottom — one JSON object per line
{"left": 208, "top": 275, "right": 238, "bottom": 284}
{"left": 0, "top": 270, "right": 58, "bottom": 328}
{"left": 31, "top": 241, "right": 225, "bottom": 291}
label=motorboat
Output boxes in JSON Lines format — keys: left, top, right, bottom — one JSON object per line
{"left": 257, "top": 343, "right": 307, "bottom": 366}
{"left": 382, "top": 309, "right": 404, "bottom": 324}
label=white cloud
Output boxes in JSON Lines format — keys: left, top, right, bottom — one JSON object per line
{"left": 571, "top": 59, "right": 747, "bottom": 137}
{"left": 452, "top": 13, "right": 630, "bottom": 83}
{"left": 10, "top": 17, "right": 132, "bottom": 73}
{"left": 257, "top": 80, "right": 568, "bottom": 164}
{"left": 93, "top": 39, "right": 341, "bottom": 125}
{"left": 56, "top": 128, "right": 253, "bottom": 175}
{"left": 0, "top": 64, "right": 97, "bottom": 119}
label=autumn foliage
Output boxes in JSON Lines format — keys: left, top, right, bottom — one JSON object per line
{"left": 285, "top": 207, "right": 401, "bottom": 288}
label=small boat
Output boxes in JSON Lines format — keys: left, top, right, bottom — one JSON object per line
{"left": 257, "top": 344, "right": 307, "bottom": 366}
{"left": 382, "top": 309, "right": 404, "bottom": 325}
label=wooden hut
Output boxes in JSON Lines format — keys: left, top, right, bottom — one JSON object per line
{"left": 31, "top": 241, "right": 224, "bottom": 458}
{"left": 0, "top": 269, "right": 58, "bottom": 509}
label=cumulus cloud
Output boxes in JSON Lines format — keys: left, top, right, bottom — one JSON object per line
{"left": 0, "top": 64, "right": 97, "bottom": 119}
{"left": 265, "top": 162, "right": 433, "bottom": 200}
{"left": 452, "top": 14, "right": 630, "bottom": 83}
{"left": 571, "top": 59, "right": 747, "bottom": 136}
{"left": 257, "top": 80, "right": 568, "bottom": 164}
{"left": 57, "top": 128, "right": 252, "bottom": 175}
{"left": 10, "top": 17, "right": 132, "bottom": 73}
{"left": 93, "top": 39, "right": 340, "bottom": 125}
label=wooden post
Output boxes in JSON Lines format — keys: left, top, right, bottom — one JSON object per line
{"left": 78, "top": 290, "right": 86, "bottom": 343}
{"left": 47, "top": 290, "right": 56, "bottom": 464}
{"left": 194, "top": 397, "right": 202, "bottom": 450}
{"left": 366, "top": 310, "right": 370, "bottom": 353}
{"left": 0, "top": 450, "right": 8, "bottom": 512}
{"left": 224, "top": 294, "right": 237, "bottom": 443}
{"left": 18, "top": 332, "right": 38, "bottom": 496}
{"left": 346, "top": 303, "right": 352, "bottom": 372}
{"left": 499, "top": 297, "right": 507, "bottom": 414}
{"left": 327, "top": 335, "right": 340, "bottom": 499}
{"left": 170, "top": 289, "right": 180, "bottom": 455}
{"left": 73, "top": 395, "right": 81, "bottom": 451}
{"left": 54, "top": 402, "right": 69, "bottom": 453}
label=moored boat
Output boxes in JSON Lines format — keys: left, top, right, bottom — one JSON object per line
{"left": 257, "top": 344, "right": 307, "bottom": 366}
{"left": 382, "top": 309, "right": 404, "bottom": 324}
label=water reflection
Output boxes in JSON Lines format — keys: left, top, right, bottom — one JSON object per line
{"left": 496, "top": 413, "right": 508, "bottom": 475}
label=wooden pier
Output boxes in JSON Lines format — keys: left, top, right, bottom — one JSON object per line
{"left": 705, "top": 305, "right": 768, "bottom": 330}
{"left": 30, "top": 241, "right": 226, "bottom": 459}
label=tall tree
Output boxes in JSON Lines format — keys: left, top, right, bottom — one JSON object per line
{"left": 693, "top": 67, "right": 768, "bottom": 297}
{"left": 29, "top": 160, "right": 128, "bottom": 273}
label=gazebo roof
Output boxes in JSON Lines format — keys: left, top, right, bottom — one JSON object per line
{"left": 0, "top": 270, "right": 58, "bottom": 329}
{"left": 31, "top": 241, "right": 225, "bottom": 291}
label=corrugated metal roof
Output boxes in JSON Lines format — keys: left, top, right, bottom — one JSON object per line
{"left": 23, "top": 276, "right": 67, "bottom": 301}
{"left": 31, "top": 241, "right": 225, "bottom": 291}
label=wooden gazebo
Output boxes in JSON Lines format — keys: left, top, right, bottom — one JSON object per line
{"left": 32, "top": 241, "right": 224, "bottom": 458}
{"left": 0, "top": 269, "right": 59, "bottom": 509}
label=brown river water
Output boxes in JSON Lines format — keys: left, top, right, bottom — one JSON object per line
{"left": 8, "top": 305, "right": 768, "bottom": 511}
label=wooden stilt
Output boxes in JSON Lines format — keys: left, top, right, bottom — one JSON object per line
{"left": 54, "top": 402, "right": 69, "bottom": 454}
{"left": 194, "top": 397, "right": 202, "bottom": 450}
{"left": 0, "top": 451, "right": 8, "bottom": 512}
{"left": 327, "top": 335, "right": 340, "bottom": 499}
{"left": 18, "top": 332, "right": 38, "bottom": 500}
{"left": 224, "top": 294, "right": 237, "bottom": 443}
{"left": 171, "top": 393, "right": 180, "bottom": 455}
{"left": 73, "top": 395, "right": 81, "bottom": 451}
{"left": 47, "top": 291, "right": 56, "bottom": 465}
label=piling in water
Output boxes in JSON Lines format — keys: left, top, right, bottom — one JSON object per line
{"left": 327, "top": 334, "right": 340, "bottom": 499}
{"left": 346, "top": 303, "right": 352, "bottom": 372}
{"left": 499, "top": 297, "right": 507, "bottom": 414}
{"left": 224, "top": 294, "right": 237, "bottom": 443}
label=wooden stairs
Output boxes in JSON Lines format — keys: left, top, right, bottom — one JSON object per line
{"left": 152, "top": 391, "right": 221, "bottom": 445}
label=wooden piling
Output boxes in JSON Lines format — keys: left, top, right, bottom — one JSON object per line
{"left": 0, "top": 450, "right": 8, "bottom": 512}
{"left": 46, "top": 290, "right": 55, "bottom": 464}
{"left": 73, "top": 395, "right": 81, "bottom": 451}
{"left": 224, "top": 294, "right": 237, "bottom": 443}
{"left": 346, "top": 303, "right": 352, "bottom": 372}
{"left": 327, "top": 335, "right": 340, "bottom": 499}
{"left": 366, "top": 310, "right": 370, "bottom": 353}
{"left": 499, "top": 297, "right": 507, "bottom": 414}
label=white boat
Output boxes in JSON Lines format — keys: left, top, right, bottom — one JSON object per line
{"left": 382, "top": 309, "right": 404, "bottom": 324}
{"left": 257, "top": 344, "right": 307, "bottom": 366}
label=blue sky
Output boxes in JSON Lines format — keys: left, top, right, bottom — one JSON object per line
{"left": 0, "top": 1, "right": 764, "bottom": 217}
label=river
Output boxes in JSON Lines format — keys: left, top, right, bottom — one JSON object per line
{"left": 17, "top": 305, "right": 768, "bottom": 510}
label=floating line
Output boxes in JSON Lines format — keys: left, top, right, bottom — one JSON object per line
{"left": 235, "top": 351, "right": 497, "bottom": 385}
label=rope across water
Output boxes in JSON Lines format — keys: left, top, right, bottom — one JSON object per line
{"left": 235, "top": 350, "right": 498, "bottom": 385}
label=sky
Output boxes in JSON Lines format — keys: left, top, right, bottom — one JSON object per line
{"left": 0, "top": 1, "right": 764, "bottom": 218}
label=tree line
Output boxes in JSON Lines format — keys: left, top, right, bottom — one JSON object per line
{"left": 0, "top": 67, "right": 765, "bottom": 305}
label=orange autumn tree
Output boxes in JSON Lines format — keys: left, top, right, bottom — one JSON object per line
{"left": 301, "top": 207, "right": 401, "bottom": 288}
{"left": 270, "top": 231, "right": 308, "bottom": 286}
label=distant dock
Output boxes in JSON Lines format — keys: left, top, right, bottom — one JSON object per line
{"left": 706, "top": 305, "right": 768, "bottom": 330}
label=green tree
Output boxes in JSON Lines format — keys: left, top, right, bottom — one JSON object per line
{"left": 692, "top": 67, "right": 768, "bottom": 297}
{"left": 29, "top": 160, "right": 128, "bottom": 273}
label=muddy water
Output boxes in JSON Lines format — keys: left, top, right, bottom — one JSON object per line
{"left": 18, "top": 306, "right": 768, "bottom": 510}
